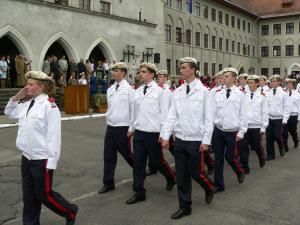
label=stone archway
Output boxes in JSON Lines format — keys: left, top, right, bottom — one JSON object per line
{"left": 288, "top": 63, "right": 300, "bottom": 77}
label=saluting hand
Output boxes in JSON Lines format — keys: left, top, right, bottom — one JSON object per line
{"left": 12, "top": 88, "right": 29, "bottom": 102}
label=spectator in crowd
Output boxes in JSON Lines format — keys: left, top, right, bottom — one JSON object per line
{"left": 59, "top": 55, "right": 68, "bottom": 82}
{"left": 103, "top": 59, "right": 109, "bottom": 76}
{"left": 50, "top": 56, "right": 61, "bottom": 85}
{"left": 69, "top": 59, "right": 78, "bottom": 79}
{"left": 8, "top": 55, "right": 17, "bottom": 88}
{"left": 90, "top": 71, "right": 98, "bottom": 97}
{"left": 170, "top": 80, "right": 177, "bottom": 90}
{"left": 101, "top": 75, "right": 108, "bottom": 94}
{"left": 25, "top": 57, "right": 32, "bottom": 72}
{"left": 68, "top": 72, "right": 78, "bottom": 85}
{"left": 77, "top": 59, "right": 86, "bottom": 75}
{"left": 85, "top": 59, "right": 93, "bottom": 78}
{"left": 0, "top": 56, "right": 8, "bottom": 88}
{"left": 16, "top": 53, "right": 27, "bottom": 87}
{"left": 78, "top": 72, "right": 87, "bottom": 85}
{"left": 42, "top": 56, "right": 51, "bottom": 75}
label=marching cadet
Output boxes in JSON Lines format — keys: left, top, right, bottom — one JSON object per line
{"left": 5, "top": 71, "right": 78, "bottom": 225}
{"left": 98, "top": 62, "right": 135, "bottom": 194}
{"left": 161, "top": 57, "right": 215, "bottom": 219}
{"left": 282, "top": 78, "right": 300, "bottom": 152}
{"left": 265, "top": 75, "right": 290, "bottom": 160}
{"left": 126, "top": 63, "right": 176, "bottom": 204}
{"left": 239, "top": 75, "right": 268, "bottom": 174}
{"left": 238, "top": 73, "right": 249, "bottom": 93}
{"left": 210, "top": 71, "right": 224, "bottom": 93}
{"left": 258, "top": 75, "right": 270, "bottom": 94}
{"left": 212, "top": 68, "right": 248, "bottom": 193}
{"left": 146, "top": 69, "right": 174, "bottom": 176}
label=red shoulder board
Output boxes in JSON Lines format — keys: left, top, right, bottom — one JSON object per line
{"left": 261, "top": 93, "right": 265, "bottom": 96}
{"left": 48, "top": 98, "right": 57, "bottom": 108}
{"left": 216, "top": 89, "right": 222, "bottom": 92}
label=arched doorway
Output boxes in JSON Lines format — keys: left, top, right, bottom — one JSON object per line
{"left": 44, "top": 41, "right": 69, "bottom": 62}
{"left": 288, "top": 63, "right": 300, "bottom": 78}
{"left": 0, "top": 36, "right": 20, "bottom": 57}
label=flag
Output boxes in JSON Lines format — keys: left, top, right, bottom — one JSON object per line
{"left": 189, "top": 0, "right": 193, "bottom": 14}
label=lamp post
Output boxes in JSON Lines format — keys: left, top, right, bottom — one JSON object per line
{"left": 142, "top": 48, "right": 154, "bottom": 62}
{"left": 123, "top": 45, "right": 135, "bottom": 62}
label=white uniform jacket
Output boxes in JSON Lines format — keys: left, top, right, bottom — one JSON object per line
{"left": 161, "top": 79, "right": 213, "bottom": 144}
{"left": 5, "top": 94, "right": 61, "bottom": 169}
{"left": 287, "top": 89, "right": 300, "bottom": 119}
{"left": 266, "top": 87, "right": 290, "bottom": 123}
{"left": 212, "top": 85, "right": 248, "bottom": 138}
{"left": 106, "top": 79, "right": 135, "bottom": 127}
{"left": 244, "top": 90, "right": 269, "bottom": 133}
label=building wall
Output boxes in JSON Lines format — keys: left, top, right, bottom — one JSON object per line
{"left": 0, "top": 0, "right": 166, "bottom": 76}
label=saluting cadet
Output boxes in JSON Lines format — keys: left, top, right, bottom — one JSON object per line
{"left": 5, "top": 71, "right": 78, "bottom": 225}
{"left": 98, "top": 62, "right": 134, "bottom": 194}
{"left": 258, "top": 75, "right": 270, "bottom": 94}
{"left": 238, "top": 73, "right": 250, "bottom": 93}
{"left": 282, "top": 78, "right": 300, "bottom": 152}
{"left": 161, "top": 57, "right": 214, "bottom": 219}
{"left": 239, "top": 75, "right": 268, "bottom": 174}
{"left": 126, "top": 63, "right": 176, "bottom": 204}
{"left": 146, "top": 69, "right": 173, "bottom": 176}
{"left": 212, "top": 68, "right": 248, "bottom": 193}
{"left": 265, "top": 75, "right": 290, "bottom": 160}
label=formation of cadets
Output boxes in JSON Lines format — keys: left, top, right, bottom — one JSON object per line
{"left": 4, "top": 56, "right": 300, "bottom": 224}
{"left": 101, "top": 57, "right": 300, "bottom": 220}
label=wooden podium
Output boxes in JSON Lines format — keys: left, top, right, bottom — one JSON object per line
{"left": 64, "top": 85, "right": 89, "bottom": 114}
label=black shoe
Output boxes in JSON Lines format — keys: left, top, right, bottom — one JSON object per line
{"left": 266, "top": 156, "right": 275, "bottom": 161}
{"left": 243, "top": 167, "right": 250, "bottom": 174}
{"left": 66, "top": 204, "right": 78, "bottom": 225}
{"left": 259, "top": 159, "right": 266, "bottom": 168}
{"left": 166, "top": 180, "right": 176, "bottom": 191}
{"left": 294, "top": 141, "right": 299, "bottom": 148}
{"left": 126, "top": 194, "right": 145, "bottom": 204}
{"left": 213, "top": 187, "right": 225, "bottom": 194}
{"left": 171, "top": 208, "right": 191, "bottom": 219}
{"left": 237, "top": 173, "right": 245, "bottom": 184}
{"left": 279, "top": 146, "right": 285, "bottom": 157}
{"left": 146, "top": 168, "right": 157, "bottom": 176}
{"left": 205, "top": 190, "right": 214, "bottom": 204}
{"left": 98, "top": 186, "right": 115, "bottom": 194}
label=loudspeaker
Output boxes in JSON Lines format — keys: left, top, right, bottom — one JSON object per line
{"left": 154, "top": 53, "right": 160, "bottom": 64}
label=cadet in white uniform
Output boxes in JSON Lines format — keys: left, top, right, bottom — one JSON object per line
{"left": 126, "top": 63, "right": 176, "bottom": 205}
{"left": 98, "top": 62, "right": 134, "bottom": 194}
{"left": 258, "top": 75, "right": 270, "bottom": 94}
{"left": 238, "top": 73, "right": 250, "bottom": 93}
{"left": 212, "top": 68, "right": 248, "bottom": 193}
{"left": 239, "top": 75, "right": 269, "bottom": 173}
{"left": 161, "top": 57, "right": 214, "bottom": 219}
{"left": 265, "top": 75, "right": 290, "bottom": 160}
{"left": 5, "top": 71, "right": 78, "bottom": 225}
{"left": 282, "top": 78, "right": 300, "bottom": 151}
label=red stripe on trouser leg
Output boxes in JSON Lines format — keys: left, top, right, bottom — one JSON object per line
{"left": 199, "top": 151, "right": 214, "bottom": 190}
{"left": 127, "top": 137, "right": 134, "bottom": 160}
{"left": 160, "top": 147, "right": 175, "bottom": 180}
{"left": 259, "top": 134, "right": 265, "bottom": 160}
{"left": 233, "top": 141, "right": 245, "bottom": 174}
{"left": 44, "top": 162, "right": 76, "bottom": 220}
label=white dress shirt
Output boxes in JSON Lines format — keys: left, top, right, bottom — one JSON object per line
{"left": 266, "top": 86, "right": 290, "bottom": 123}
{"left": 244, "top": 90, "right": 269, "bottom": 133}
{"left": 161, "top": 79, "right": 213, "bottom": 144}
{"left": 106, "top": 79, "right": 135, "bottom": 127}
{"left": 212, "top": 85, "right": 248, "bottom": 138}
{"left": 5, "top": 94, "right": 61, "bottom": 169}
{"left": 129, "top": 80, "right": 167, "bottom": 133}
{"left": 287, "top": 89, "right": 300, "bottom": 119}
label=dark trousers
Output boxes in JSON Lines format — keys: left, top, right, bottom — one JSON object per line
{"left": 239, "top": 128, "right": 265, "bottom": 169}
{"left": 173, "top": 138, "right": 214, "bottom": 210}
{"left": 266, "top": 119, "right": 283, "bottom": 158}
{"left": 103, "top": 126, "right": 134, "bottom": 187}
{"left": 213, "top": 127, "right": 244, "bottom": 189}
{"left": 22, "top": 156, "right": 77, "bottom": 225}
{"left": 282, "top": 115, "right": 299, "bottom": 149}
{"left": 133, "top": 130, "right": 175, "bottom": 196}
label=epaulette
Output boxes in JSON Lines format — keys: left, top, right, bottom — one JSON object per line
{"left": 48, "top": 98, "right": 57, "bottom": 108}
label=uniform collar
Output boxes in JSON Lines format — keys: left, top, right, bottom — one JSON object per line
{"left": 34, "top": 93, "right": 48, "bottom": 103}
{"left": 143, "top": 80, "right": 156, "bottom": 88}
{"left": 185, "top": 78, "right": 198, "bottom": 89}
{"left": 114, "top": 79, "right": 127, "bottom": 87}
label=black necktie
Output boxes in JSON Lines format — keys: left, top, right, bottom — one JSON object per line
{"left": 143, "top": 86, "right": 149, "bottom": 95}
{"left": 26, "top": 99, "right": 35, "bottom": 116}
{"left": 273, "top": 89, "right": 276, "bottom": 95}
{"left": 261, "top": 88, "right": 263, "bottom": 93}
{"left": 186, "top": 85, "right": 190, "bottom": 95}
{"left": 251, "top": 93, "right": 254, "bottom": 100}
{"left": 116, "top": 84, "right": 119, "bottom": 91}
{"left": 289, "top": 90, "right": 292, "bottom": 96}
{"left": 226, "top": 89, "right": 231, "bottom": 99}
